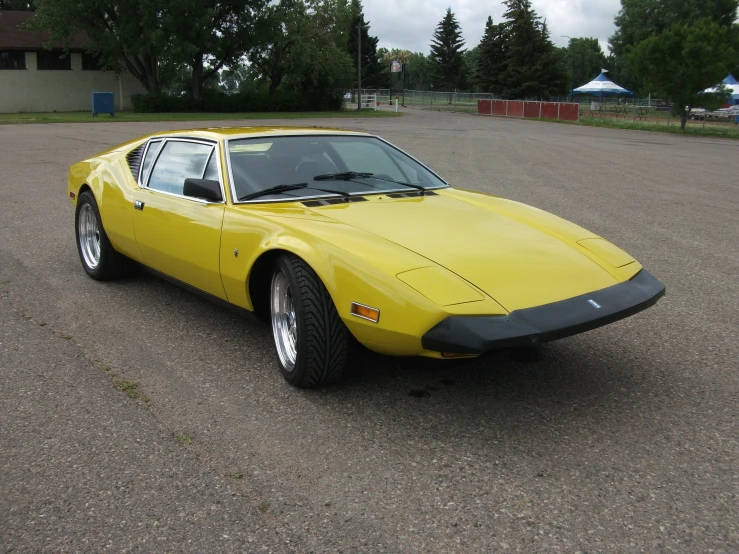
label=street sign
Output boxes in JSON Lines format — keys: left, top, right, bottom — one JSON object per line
{"left": 391, "top": 60, "right": 402, "bottom": 73}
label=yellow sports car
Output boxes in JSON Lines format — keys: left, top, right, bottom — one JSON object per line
{"left": 68, "top": 127, "right": 665, "bottom": 387}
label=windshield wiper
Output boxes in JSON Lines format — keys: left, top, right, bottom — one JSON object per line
{"left": 363, "top": 175, "right": 427, "bottom": 194}
{"left": 238, "top": 182, "right": 352, "bottom": 202}
{"left": 239, "top": 183, "right": 309, "bottom": 201}
{"left": 314, "top": 171, "right": 427, "bottom": 195}
{"left": 313, "top": 171, "right": 374, "bottom": 181}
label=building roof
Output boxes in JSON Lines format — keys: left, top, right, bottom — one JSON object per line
{"left": 0, "top": 10, "right": 87, "bottom": 50}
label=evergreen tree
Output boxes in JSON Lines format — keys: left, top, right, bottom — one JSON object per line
{"left": 500, "top": 0, "right": 567, "bottom": 99}
{"left": 463, "top": 47, "right": 479, "bottom": 89}
{"left": 347, "top": 0, "right": 386, "bottom": 88}
{"left": 532, "top": 20, "right": 569, "bottom": 98}
{"left": 475, "top": 16, "right": 507, "bottom": 93}
{"left": 428, "top": 8, "right": 467, "bottom": 90}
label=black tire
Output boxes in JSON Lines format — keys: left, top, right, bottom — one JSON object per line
{"left": 270, "top": 254, "right": 349, "bottom": 387}
{"left": 75, "top": 191, "right": 132, "bottom": 280}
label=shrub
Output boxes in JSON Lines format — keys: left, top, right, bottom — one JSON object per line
{"left": 132, "top": 88, "right": 344, "bottom": 113}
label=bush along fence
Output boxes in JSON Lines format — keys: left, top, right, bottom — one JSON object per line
{"left": 132, "top": 88, "right": 344, "bottom": 113}
{"left": 477, "top": 99, "right": 580, "bottom": 121}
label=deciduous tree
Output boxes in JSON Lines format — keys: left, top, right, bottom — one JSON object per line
{"left": 162, "top": 0, "right": 263, "bottom": 99}
{"left": 609, "top": 0, "right": 739, "bottom": 91}
{"left": 247, "top": 0, "right": 353, "bottom": 98}
{"left": 30, "top": 0, "right": 168, "bottom": 95}
{"left": 629, "top": 18, "right": 737, "bottom": 129}
{"left": 0, "top": 0, "right": 34, "bottom": 9}
{"left": 566, "top": 37, "right": 607, "bottom": 89}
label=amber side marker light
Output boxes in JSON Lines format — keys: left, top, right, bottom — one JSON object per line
{"left": 69, "top": 191, "right": 76, "bottom": 199}
{"left": 351, "top": 302, "right": 380, "bottom": 323}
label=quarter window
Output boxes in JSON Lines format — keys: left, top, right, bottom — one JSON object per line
{"left": 140, "top": 140, "right": 163, "bottom": 183}
{"left": 147, "top": 141, "right": 214, "bottom": 196}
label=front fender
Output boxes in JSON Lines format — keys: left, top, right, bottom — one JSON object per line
{"left": 67, "top": 150, "right": 144, "bottom": 263}
{"left": 220, "top": 207, "right": 506, "bottom": 356}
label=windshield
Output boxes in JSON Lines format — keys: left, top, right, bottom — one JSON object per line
{"left": 227, "top": 135, "right": 447, "bottom": 202}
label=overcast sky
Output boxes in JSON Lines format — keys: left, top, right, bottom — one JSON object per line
{"left": 363, "top": 0, "right": 622, "bottom": 55}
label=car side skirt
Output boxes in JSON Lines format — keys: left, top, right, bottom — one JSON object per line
{"left": 422, "top": 270, "right": 666, "bottom": 354}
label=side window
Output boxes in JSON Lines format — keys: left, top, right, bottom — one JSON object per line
{"left": 203, "top": 151, "right": 219, "bottom": 181}
{"left": 330, "top": 141, "right": 406, "bottom": 182}
{"left": 140, "top": 140, "right": 162, "bottom": 183}
{"left": 147, "top": 141, "right": 214, "bottom": 196}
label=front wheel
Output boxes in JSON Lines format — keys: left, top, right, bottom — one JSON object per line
{"left": 75, "top": 191, "right": 131, "bottom": 280}
{"left": 270, "top": 254, "right": 349, "bottom": 387}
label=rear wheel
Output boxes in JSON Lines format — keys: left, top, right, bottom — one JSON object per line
{"left": 270, "top": 254, "right": 348, "bottom": 387}
{"left": 75, "top": 191, "right": 131, "bottom": 280}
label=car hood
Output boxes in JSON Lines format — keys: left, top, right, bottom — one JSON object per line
{"left": 307, "top": 189, "right": 622, "bottom": 311}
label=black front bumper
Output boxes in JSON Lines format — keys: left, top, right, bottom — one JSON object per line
{"left": 422, "top": 269, "right": 666, "bottom": 354}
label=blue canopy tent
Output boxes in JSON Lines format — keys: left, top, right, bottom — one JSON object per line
{"left": 702, "top": 74, "right": 739, "bottom": 106}
{"left": 572, "top": 70, "right": 633, "bottom": 97}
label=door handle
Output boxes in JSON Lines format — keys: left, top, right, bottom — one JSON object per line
{"left": 134, "top": 200, "right": 145, "bottom": 211}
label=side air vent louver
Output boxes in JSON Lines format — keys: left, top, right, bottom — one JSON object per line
{"left": 125, "top": 145, "right": 145, "bottom": 180}
{"left": 302, "top": 196, "right": 368, "bottom": 207}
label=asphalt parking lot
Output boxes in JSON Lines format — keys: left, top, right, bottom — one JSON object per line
{"left": 1, "top": 109, "right": 737, "bottom": 552}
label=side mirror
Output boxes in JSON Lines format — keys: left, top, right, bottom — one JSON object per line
{"left": 183, "top": 178, "right": 222, "bottom": 202}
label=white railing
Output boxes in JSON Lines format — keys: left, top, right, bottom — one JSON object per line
{"left": 360, "top": 94, "right": 377, "bottom": 110}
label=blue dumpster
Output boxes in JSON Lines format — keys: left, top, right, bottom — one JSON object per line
{"left": 91, "top": 92, "right": 115, "bottom": 117}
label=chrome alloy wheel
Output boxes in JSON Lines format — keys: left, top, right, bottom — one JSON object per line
{"left": 78, "top": 203, "right": 101, "bottom": 270}
{"left": 271, "top": 270, "right": 298, "bottom": 371}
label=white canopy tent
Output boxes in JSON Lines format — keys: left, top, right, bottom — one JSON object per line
{"left": 702, "top": 74, "right": 739, "bottom": 105}
{"left": 572, "top": 70, "right": 633, "bottom": 97}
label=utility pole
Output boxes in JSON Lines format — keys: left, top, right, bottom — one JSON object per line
{"left": 562, "top": 35, "right": 573, "bottom": 102}
{"left": 402, "top": 63, "right": 406, "bottom": 107}
{"left": 357, "top": 24, "right": 362, "bottom": 111}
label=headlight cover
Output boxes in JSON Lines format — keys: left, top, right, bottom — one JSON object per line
{"left": 397, "top": 267, "right": 484, "bottom": 306}
{"left": 577, "top": 238, "right": 635, "bottom": 268}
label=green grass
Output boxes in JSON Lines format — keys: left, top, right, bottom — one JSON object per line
{"left": 0, "top": 110, "right": 400, "bottom": 125}
{"left": 113, "top": 379, "right": 142, "bottom": 400}
{"left": 569, "top": 116, "right": 739, "bottom": 139}
{"left": 176, "top": 433, "right": 194, "bottom": 445}
{"left": 256, "top": 501, "right": 269, "bottom": 513}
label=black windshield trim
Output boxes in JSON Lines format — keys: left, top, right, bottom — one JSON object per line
{"left": 234, "top": 186, "right": 449, "bottom": 204}
{"left": 238, "top": 183, "right": 356, "bottom": 202}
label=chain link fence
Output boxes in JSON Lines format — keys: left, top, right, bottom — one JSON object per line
{"left": 345, "top": 88, "right": 691, "bottom": 120}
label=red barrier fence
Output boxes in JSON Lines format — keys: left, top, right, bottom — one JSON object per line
{"left": 523, "top": 101, "right": 540, "bottom": 118}
{"left": 540, "top": 102, "right": 559, "bottom": 119}
{"left": 477, "top": 99, "right": 579, "bottom": 122}
{"left": 507, "top": 101, "right": 524, "bottom": 117}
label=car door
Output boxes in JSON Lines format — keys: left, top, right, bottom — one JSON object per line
{"left": 133, "top": 138, "right": 228, "bottom": 300}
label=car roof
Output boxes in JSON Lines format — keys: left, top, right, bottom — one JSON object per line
{"left": 145, "top": 126, "right": 372, "bottom": 142}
